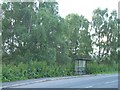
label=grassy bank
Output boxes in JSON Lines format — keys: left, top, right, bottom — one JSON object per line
{"left": 86, "top": 62, "right": 118, "bottom": 74}
{"left": 2, "top": 61, "right": 73, "bottom": 82}
{"left": 0, "top": 65, "right": 1, "bottom": 82}
{"left": 2, "top": 61, "right": 118, "bottom": 82}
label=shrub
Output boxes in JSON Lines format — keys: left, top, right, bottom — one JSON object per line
{"left": 2, "top": 61, "right": 73, "bottom": 82}
{"left": 86, "top": 62, "right": 118, "bottom": 74}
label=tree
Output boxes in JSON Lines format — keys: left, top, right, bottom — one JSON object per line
{"left": 65, "top": 14, "right": 93, "bottom": 59}
{"left": 2, "top": 1, "right": 71, "bottom": 65}
{"left": 92, "top": 8, "right": 118, "bottom": 64}
{"left": 2, "top": 2, "right": 36, "bottom": 63}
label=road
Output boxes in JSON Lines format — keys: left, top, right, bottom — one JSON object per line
{"left": 2, "top": 74, "right": 119, "bottom": 88}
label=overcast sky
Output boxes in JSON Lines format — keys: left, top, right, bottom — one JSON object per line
{"left": 57, "top": 0, "right": 119, "bottom": 21}
{"left": 0, "top": 0, "right": 119, "bottom": 21}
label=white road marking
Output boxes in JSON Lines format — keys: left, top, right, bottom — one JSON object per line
{"left": 85, "top": 86, "right": 93, "bottom": 88}
{"left": 2, "top": 80, "right": 44, "bottom": 88}
{"left": 105, "top": 80, "right": 118, "bottom": 84}
{"left": 2, "top": 74, "right": 118, "bottom": 88}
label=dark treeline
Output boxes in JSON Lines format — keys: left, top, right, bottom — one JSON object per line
{"left": 2, "top": 1, "right": 118, "bottom": 65}
{"left": 1, "top": 1, "right": 119, "bottom": 82}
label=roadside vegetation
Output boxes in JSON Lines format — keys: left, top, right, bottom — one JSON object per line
{"left": 0, "top": 65, "right": 2, "bottom": 82}
{"left": 1, "top": 1, "right": 119, "bottom": 82}
{"left": 2, "top": 61, "right": 118, "bottom": 82}
{"left": 86, "top": 62, "right": 118, "bottom": 74}
{"left": 2, "top": 61, "right": 73, "bottom": 82}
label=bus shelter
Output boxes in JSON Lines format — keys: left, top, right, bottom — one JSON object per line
{"left": 74, "top": 58, "right": 91, "bottom": 75}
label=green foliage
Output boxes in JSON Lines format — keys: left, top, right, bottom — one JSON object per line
{"left": 65, "top": 14, "right": 93, "bottom": 59}
{"left": 86, "top": 62, "right": 118, "bottom": 74}
{"left": 1, "top": 2, "right": 118, "bottom": 82}
{"left": 2, "top": 61, "right": 73, "bottom": 82}
{"left": 0, "top": 65, "right": 1, "bottom": 82}
{"left": 92, "top": 8, "right": 118, "bottom": 63}
{"left": 2, "top": 2, "right": 71, "bottom": 65}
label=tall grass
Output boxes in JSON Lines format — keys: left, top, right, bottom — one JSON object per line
{"left": 86, "top": 62, "right": 118, "bottom": 74}
{"left": 0, "top": 65, "right": 2, "bottom": 82}
{"left": 2, "top": 61, "right": 73, "bottom": 82}
{"left": 2, "top": 60, "right": 118, "bottom": 82}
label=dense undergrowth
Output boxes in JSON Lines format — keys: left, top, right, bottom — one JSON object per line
{"left": 86, "top": 62, "right": 118, "bottom": 74}
{"left": 2, "top": 61, "right": 73, "bottom": 82}
{"left": 2, "top": 61, "right": 118, "bottom": 82}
